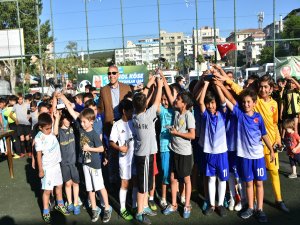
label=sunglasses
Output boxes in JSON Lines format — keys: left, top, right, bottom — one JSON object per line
{"left": 108, "top": 71, "right": 118, "bottom": 75}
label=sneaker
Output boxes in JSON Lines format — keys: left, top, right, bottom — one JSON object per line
{"left": 120, "top": 208, "right": 133, "bottom": 221}
{"left": 240, "top": 208, "right": 254, "bottom": 219}
{"left": 160, "top": 200, "right": 168, "bottom": 210}
{"left": 67, "top": 203, "right": 74, "bottom": 212}
{"left": 276, "top": 201, "right": 289, "bottom": 213}
{"left": 13, "top": 154, "right": 20, "bottom": 159}
{"left": 55, "top": 204, "right": 70, "bottom": 216}
{"left": 288, "top": 173, "right": 297, "bottom": 179}
{"left": 183, "top": 206, "right": 191, "bottom": 219}
{"left": 255, "top": 209, "right": 268, "bottom": 223}
{"left": 204, "top": 206, "right": 214, "bottom": 216}
{"left": 136, "top": 213, "right": 151, "bottom": 225}
{"left": 143, "top": 207, "right": 157, "bottom": 216}
{"left": 202, "top": 200, "right": 209, "bottom": 211}
{"left": 78, "top": 197, "right": 83, "bottom": 206}
{"left": 149, "top": 200, "right": 157, "bottom": 211}
{"left": 217, "top": 205, "right": 227, "bottom": 217}
{"left": 180, "top": 196, "right": 186, "bottom": 205}
{"left": 91, "top": 206, "right": 101, "bottom": 222}
{"left": 163, "top": 204, "right": 177, "bottom": 215}
{"left": 228, "top": 198, "right": 235, "bottom": 211}
{"left": 42, "top": 213, "right": 51, "bottom": 224}
{"left": 103, "top": 206, "right": 112, "bottom": 223}
{"left": 74, "top": 205, "right": 81, "bottom": 215}
{"left": 234, "top": 201, "right": 242, "bottom": 212}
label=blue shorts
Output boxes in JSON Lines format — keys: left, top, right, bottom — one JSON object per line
{"left": 160, "top": 151, "right": 171, "bottom": 185}
{"left": 204, "top": 152, "right": 229, "bottom": 181}
{"left": 237, "top": 157, "right": 267, "bottom": 182}
{"left": 228, "top": 151, "right": 239, "bottom": 178}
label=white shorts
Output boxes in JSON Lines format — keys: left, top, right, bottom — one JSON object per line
{"left": 119, "top": 163, "right": 132, "bottom": 180}
{"left": 41, "top": 164, "right": 63, "bottom": 191}
{"left": 83, "top": 165, "right": 104, "bottom": 192}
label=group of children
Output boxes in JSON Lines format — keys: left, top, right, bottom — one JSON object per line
{"left": 1, "top": 64, "right": 297, "bottom": 225}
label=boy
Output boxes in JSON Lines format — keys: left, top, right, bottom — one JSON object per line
{"left": 132, "top": 76, "right": 163, "bottom": 225}
{"left": 60, "top": 94, "right": 112, "bottom": 223}
{"left": 35, "top": 113, "right": 69, "bottom": 223}
{"left": 283, "top": 119, "right": 300, "bottom": 178}
{"left": 219, "top": 85, "right": 274, "bottom": 222}
{"left": 110, "top": 99, "right": 136, "bottom": 221}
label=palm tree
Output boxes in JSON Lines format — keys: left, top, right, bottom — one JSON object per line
{"left": 183, "top": 56, "right": 193, "bottom": 74}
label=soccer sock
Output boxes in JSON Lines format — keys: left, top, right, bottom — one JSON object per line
{"left": 43, "top": 208, "right": 50, "bottom": 214}
{"left": 132, "top": 186, "right": 138, "bottom": 208}
{"left": 119, "top": 188, "right": 127, "bottom": 211}
{"left": 57, "top": 199, "right": 64, "bottom": 206}
{"left": 228, "top": 173, "right": 236, "bottom": 200}
{"left": 208, "top": 176, "right": 216, "bottom": 207}
{"left": 149, "top": 196, "right": 154, "bottom": 201}
{"left": 270, "top": 169, "right": 282, "bottom": 202}
{"left": 217, "top": 178, "right": 227, "bottom": 206}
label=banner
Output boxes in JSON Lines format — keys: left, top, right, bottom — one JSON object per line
{"left": 77, "top": 65, "right": 148, "bottom": 92}
{"left": 275, "top": 56, "right": 300, "bottom": 79}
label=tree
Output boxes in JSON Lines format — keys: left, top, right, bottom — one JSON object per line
{"left": 174, "top": 61, "right": 183, "bottom": 73}
{"left": 65, "top": 41, "right": 78, "bottom": 58}
{"left": 183, "top": 56, "right": 193, "bottom": 74}
{"left": 0, "top": 0, "right": 52, "bottom": 93}
{"left": 281, "top": 14, "right": 300, "bottom": 56}
{"left": 258, "top": 44, "right": 289, "bottom": 65}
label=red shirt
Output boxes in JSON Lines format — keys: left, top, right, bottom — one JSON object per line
{"left": 284, "top": 132, "right": 300, "bottom": 157}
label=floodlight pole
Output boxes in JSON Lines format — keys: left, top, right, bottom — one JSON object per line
{"left": 36, "top": 0, "right": 44, "bottom": 94}
{"left": 84, "top": 0, "right": 91, "bottom": 69}
{"left": 50, "top": 0, "right": 57, "bottom": 82}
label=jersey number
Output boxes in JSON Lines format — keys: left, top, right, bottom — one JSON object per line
{"left": 223, "top": 169, "right": 228, "bottom": 178}
{"left": 257, "top": 168, "right": 264, "bottom": 177}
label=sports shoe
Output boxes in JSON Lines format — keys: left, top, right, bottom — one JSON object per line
{"left": 180, "top": 196, "right": 186, "bottom": 205}
{"left": 204, "top": 206, "right": 214, "bottom": 216}
{"left": 143, "top": 207, "right": 157, "bottom": 216}
{"left": 234, "top": 201, "right": 242, "bottom": 212}
{"left": 136, "top": 213, "right": 151, "bottom": 225}
{"left": 149, "top": 200, "right": 157, "bottom": 211}
{"left": 288, "top": 173, "right": 297, "bottom": 179}
{"left": 77, "top": 197, "right": 83, "bottom": 206}
{"left": 67, "top": 203, "right": 74, "bottom": 212}
{"left": 120, "top": 208, "right": 133, "bottom": 221}
{"left": 240, "top": 208, "right": 254, "bottom": 219}
{"left": 255, "top": 209, "right": 268, "bottom": 223}
{"left": 163, "top": 204, "right": 177, "bottom": 215}
{"left": 202, "top": 200, "right": 209, "bottom": 211}
{"left": 13, "top": 154, "right": 20, "bottom": 159}
{"left": 183, "top": 206, "right": 191, "bottom": 219}
{"left": 276, "top": 201, "right": 289, "bottom": 213}
{"left": 103, "top": 206, "right": 112, "bottom": 223}
{"left": 217, "top": 205, "right": 227, "bottom": 217}
{"left": 74, "top": 205, "right": 81, "bottom": 215}
{"left": 228, "top": 198, "right": 235, "bottom": 211}
{"left": 91, "top": 206, "right": 101, "bottom": 222}
{"left": 42, "top": 213, "right": 51, "bottom": 224}
{"left": 55, "top": 204, "right": 70, "bottom": 216}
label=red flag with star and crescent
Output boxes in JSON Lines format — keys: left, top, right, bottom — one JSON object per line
{"left": 217, "top": 43, "right": 237, "bottom": 58}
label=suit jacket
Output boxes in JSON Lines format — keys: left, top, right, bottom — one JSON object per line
{"left": 98, "top": 82, "right": 131, "bottom": 136}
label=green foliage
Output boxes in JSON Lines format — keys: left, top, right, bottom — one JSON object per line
{"left": 281, "top": 14, "right": 300, "bottom": 56}
{"left": 183, "top": 56, "right": 194, "bottom": 73}
{"left": 196, "top": 54, "right": 204, "bottom": 63}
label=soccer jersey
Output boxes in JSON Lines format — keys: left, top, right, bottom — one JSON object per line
{"left": 169, "top": 110, "right": 195, "bottom": 155}
{"left": 201, "top": 109, "right": 227, "bottom": 154}
{"left": 159, "top": 105, "right": 174, "bottom": 153}
{"left": 35, "top": 131, "right": 61, "bottom": 169}
{"left": 110, "top": 119, "right": 134, "bottom": 166}
{"left": 12, "top": 103, "right": 31, "bottom": 125}
{"left": 233, "top": 105, "right": 267, "bottom": 159}
{"left": 132, "top": 105, "right": 158, "bottom": 156}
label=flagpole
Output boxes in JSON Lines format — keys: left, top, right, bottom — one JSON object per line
{"left": 213, "top": 0, "right": 217, "bottom": 64}
{"left": 234, "top": 0, "right": 237, "bottom": 79}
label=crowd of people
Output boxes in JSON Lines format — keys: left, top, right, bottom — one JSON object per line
{"left": 0, "top": 64, "right": 298, "bottom": 225}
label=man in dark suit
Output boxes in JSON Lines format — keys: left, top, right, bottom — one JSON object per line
{"left": 98, "top": 65, "right": 132, "bottom": 184}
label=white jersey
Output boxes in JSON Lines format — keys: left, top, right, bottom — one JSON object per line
{"left": 110, "top": 119, "right": 134, "bottom": 167}
{"left": 35, "top": 131, "right": 61, "bottom": 170}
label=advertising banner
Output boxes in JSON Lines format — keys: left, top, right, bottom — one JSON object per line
{"left": 276, "top": 56, "right": 300, "bottom": 79}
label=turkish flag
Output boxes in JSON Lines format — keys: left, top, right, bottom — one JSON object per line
{"left": 217, "top": 43, "right": 237, "bottom": 58}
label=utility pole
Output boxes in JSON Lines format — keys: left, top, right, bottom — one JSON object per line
{"left": 157, "top": 0, "right": 161, "bottom": 58}
{"left": 234, "top": 0, "right": 237, "bottom": 79}
{"left": 36, "top": 0, "right": 44, "bottom": 94}
{"left": 50, "top": 0, "right": 57, "bottom": 82}
{"left": 84, "top": 0, "right": 91, "bottom": 69}
{"left": 273, "top": 0, "right": 276, "bottom": 80}
{"left": 120, "top": 0, "right": 125, "bottom": 64}
{"left": 195, "top": 0, "right": 199, "bottom": 79}
{"left": 213, "top": 0, "right": 217, "bottom": 64}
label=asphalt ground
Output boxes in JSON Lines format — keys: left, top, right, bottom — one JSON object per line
{"left": 0, "top": 152, "right": 299, "bottom": 225}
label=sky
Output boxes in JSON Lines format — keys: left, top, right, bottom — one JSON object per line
{"left": 40, "top": 0, "right": 300, "bottom": 54}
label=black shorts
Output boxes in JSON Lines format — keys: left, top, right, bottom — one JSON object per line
{"left": 17, "top": 124, "right": 31, "bottom": 136}
{"left": 135, "top": 154, "right": 154, "bottom": 194}
{"left": 171, "top": 152, "right": 193, "bottom": 179}
{"left": 289, "top": 154, "right": 300, "bottom": 167}
{"left": 61, "top": 164, "right": 80, "bottom": 183}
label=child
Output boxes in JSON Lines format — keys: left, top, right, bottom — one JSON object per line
{"left": 220, "top": 85, "right": 274, "bottom": 222}
{"left": 163, "top": 91, "right": 195, "bottom": 219}
{"left": 35, "top": 113, "right": 69, "bottom": 223}
{"left": 283, "top": 119, "right": 300, "bottom": 178}
{"left": 198, "top": 76, "right": 229, "bottom": 217}
{"left": 110, "top": 99, "right": 136, "bottom": 221}
{"left": 60, "top": 95, "right": 112, "bottom": 223}
{"left": 53, "top": 109, "right": 81, "bottom": 215}
{"left": 132, "top": 76, "right": 163, "bottom": 224}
